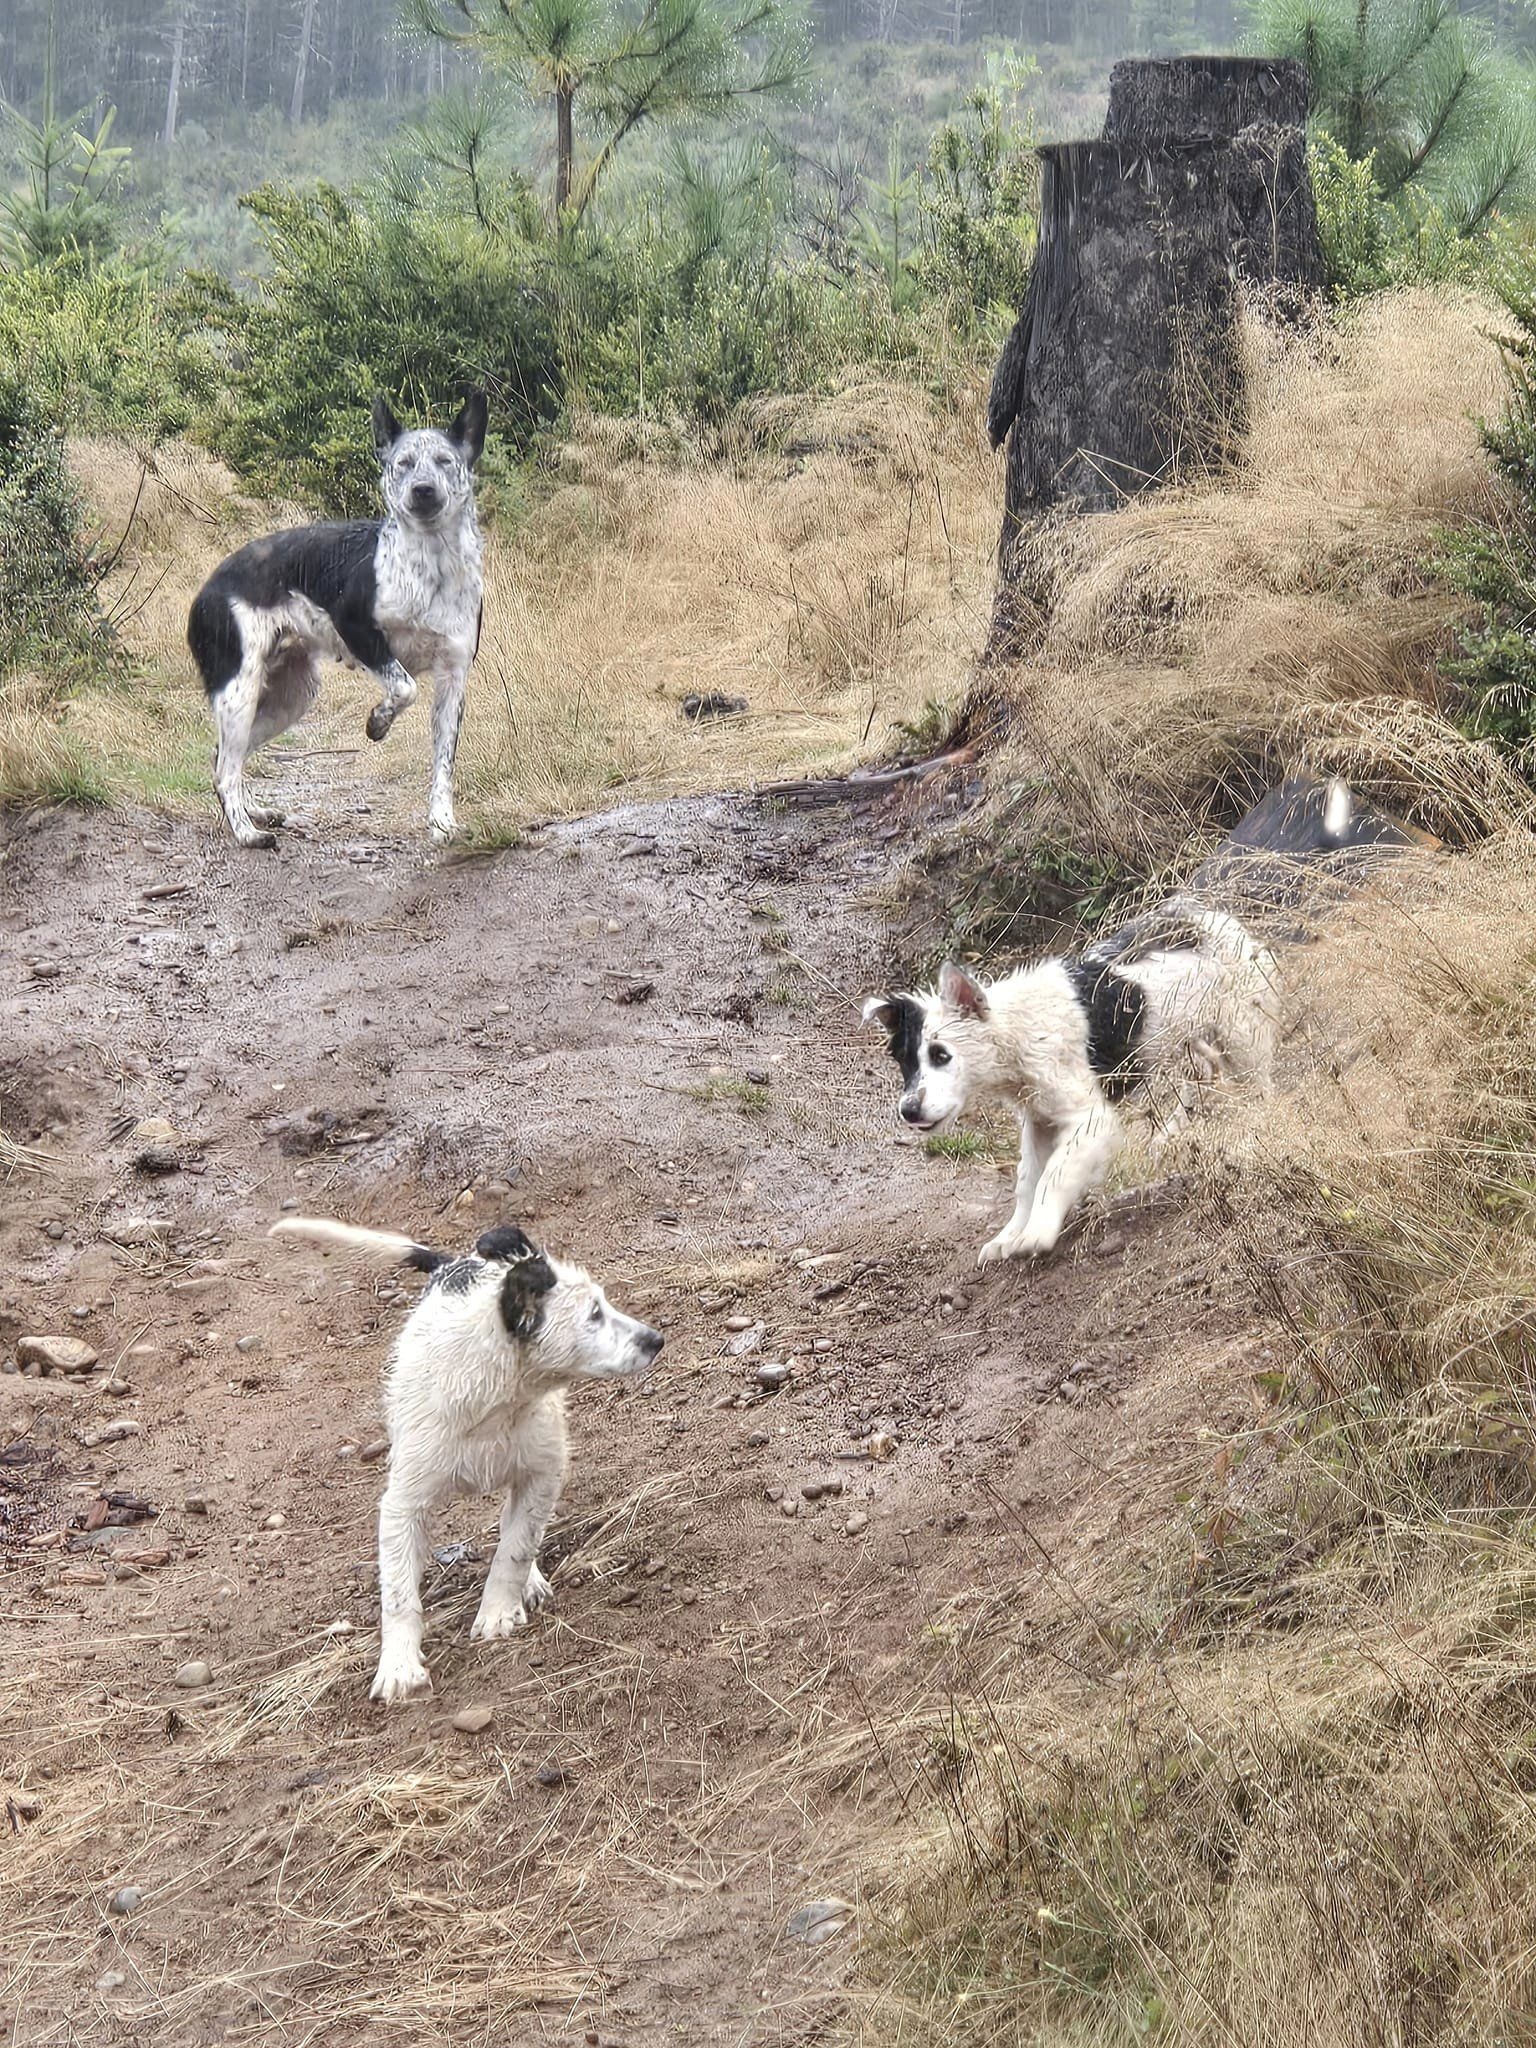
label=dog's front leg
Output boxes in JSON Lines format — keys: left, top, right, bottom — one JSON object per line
{"left": 365, "top": 659, "right": 419, "bottom": 743}
{"left": 426, "top": 665, "right": 468, "bottom": 842}
{"left": 471, "top": 1465, "right": 563, "bottom": 1642}
{"left": 1020, "top": 1103, "right": 1122, "bottom": 1255}
{"left": 371, "top": 1482, "right": 433, "bottom": 1703}
{"left": 978, "top": 1115, "right": 1045, "bottom": 1266}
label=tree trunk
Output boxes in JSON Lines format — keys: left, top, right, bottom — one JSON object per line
{"left": 986, "top": 55, "right": 1323, "bottom": 656}
{"left": 290, "top": 0, "right": 319, "bottom": 125}
{"left": 163, "top": 13, "right": 185, "bottom": 147}
{"left": 555, "top": 84, "right": 574, "bottom": 213}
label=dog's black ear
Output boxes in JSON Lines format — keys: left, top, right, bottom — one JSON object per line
{"left": 499, "top": 1255, "right": 556, "bottom": 1338}
{"left": 481, "top": 1227, "right": 556, "bottom": 1338}
{"left": 450, "top": 389, "right": 489, "bottom": 468}
{"left": 938, "top": 961, "right": 988, "bottom": 1019}
{"left": 372, "top": 394, "right": 403, "bottom": 461}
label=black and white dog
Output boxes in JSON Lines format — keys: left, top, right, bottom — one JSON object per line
{"left": 269, "top": 1215, "right": 665, "bottom": 1704}
{"left": 865, "top": 778, "right": 1415, "bottom": 1265}
{"left": 188, "top": 393, "right": 487, "bottom": 848}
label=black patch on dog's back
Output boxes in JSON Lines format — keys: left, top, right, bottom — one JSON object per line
{"left": 1063, "top": 958, "right": 1147, "bottom": 1083}
{"left": 425, "top": 1256, "right": 482, "bottom": 1296}
{"left": 402, "top": 1243, "right": 453, "bottom": 1275}
{"left": 875, "top": 995, "right": 926, "bottom": 1088}
{"left": 188, "top": 521, "right": 394, "bottom": 690}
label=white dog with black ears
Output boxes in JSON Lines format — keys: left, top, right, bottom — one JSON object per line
{"left": 865, "top": 904, "right": 1281, "bottom": 1265}
{"left": 270, "top": 1216, "right": 663, "bottom": 1703}
{"left": 188, "top": 391, "right": 487, "bottom": 848}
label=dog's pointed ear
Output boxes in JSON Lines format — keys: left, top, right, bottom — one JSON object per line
{"left": 487, "top": 1230, "right": 556, "bottom": 1338}
{"left": 450, "top": 389, "right": 489, "bottom": 468}
{"left": 372, "top": 394, "right": 403, "bottom": 461}
{"left": 938, "top": 961, "right": 988, "bottom": 1018}
{"left": 862, "top": 994, "right": 896, "bottom": 1028}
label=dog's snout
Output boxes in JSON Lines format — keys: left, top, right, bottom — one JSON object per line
{"left": 410, "top": 482, "right": 441, "bottom": 509}
{"left": 898, "top": 1097, "right": 927, "bottom": 1126}
{"left": 638, "top": 1325, "right": 664, "bottom": 1360}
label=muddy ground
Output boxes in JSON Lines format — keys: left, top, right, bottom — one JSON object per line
{"left": 0, "top": 744, "right": 1260, "bottom": 2046}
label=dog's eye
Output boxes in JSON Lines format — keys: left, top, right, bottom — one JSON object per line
{"left": 588, "top": 1300, "right": 603, "bottom": 1325}
{"left": 928, "top": 1045, "right": 952, "bottom": 1068}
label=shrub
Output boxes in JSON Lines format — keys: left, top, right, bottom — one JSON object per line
{"left": 202, "top": 178, "right": 565, "bottom": 512}
{"left": 0, "top": 253, "right": 221, "bottom": 440}
{"left": 1309, "top": 133, "right": 1492, "bottom": 297}
{"left": 0, "top": 371, "right": 113, "bottom": 681}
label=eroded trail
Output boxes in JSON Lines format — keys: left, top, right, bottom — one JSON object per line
{"left": 0, "top": 797, "right": 1257, "bottom": 2046}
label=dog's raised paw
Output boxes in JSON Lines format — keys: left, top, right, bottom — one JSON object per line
{"left": 365, "top": 707, "right": 394, "bottom": 742}
{"left": 370, "top": 1654, "right": 432, "bottom": 1703}
{"left": 470, "top": 1604, "right": 527, "bottom": 1642}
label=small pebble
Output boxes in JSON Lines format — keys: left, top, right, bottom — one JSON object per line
{"left": 845, "top": 1511, "right": 869, "bottom": 1536}
{"left": 452, "top": 1705, "right": 494, "bottom": 1734}
{"left": 108, "top": 1888, "right": 142, "bottom": 1916}
{"left": 359, "top": 1439, "right": 390, "bottom": 1463}
{"left": 174, "top": 1661, "right": 211, "bottom": 1689}
{"left": 262, "top": 1512, "right": 287, "bottom": 1532}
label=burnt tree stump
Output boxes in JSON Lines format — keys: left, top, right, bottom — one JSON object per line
{"left": 986, "top": 55, "right": 1323, "bottom": 653}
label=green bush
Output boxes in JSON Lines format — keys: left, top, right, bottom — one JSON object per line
{"left": 202, "top": 178, "right": 565, "bottom": 512}
{"left": 1309, "top": 133, "right": 1491, "bottom": 298}
{"left": 0, "top": 253, "right": 221, "bottom": 440}
{"left": 0, "top": 372, "right": 114, "bottom": 680}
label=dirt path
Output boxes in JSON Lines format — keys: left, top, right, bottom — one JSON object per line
{"left": 0, "top": 789, "right": 1258, "bottom": 2046}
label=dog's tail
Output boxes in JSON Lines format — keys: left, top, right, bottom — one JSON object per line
{"left": 268, "top": 1216, "right": 450, "bottom": 1273}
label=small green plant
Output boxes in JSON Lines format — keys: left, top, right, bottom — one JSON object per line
{"left": 923, "top": 1129, "right": 992, "bottom": 1163}
{"left": 1438, "top": 515, "right": 1536, "bottom": 770}
{"left": 1308, "top": 133, "right": 1488, "bottom": 297}
{"left": 915, "top": 51, "right": 1038, "bottom": 326}
{"left": 689, "top": 1076, "right": 772, "bottom": 1114}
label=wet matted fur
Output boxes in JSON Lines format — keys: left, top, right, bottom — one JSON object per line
{"left": 269, "top": 1215, "right": 664, "bottom": 1703}
{"left": 188, "top": 393, "right": 487, "bottom": 848}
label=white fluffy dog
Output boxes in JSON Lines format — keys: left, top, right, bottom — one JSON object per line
{"left": 270, "top": 1216, "right": 663, "bottom": 1702}
{"left": 864, "top": 904, "right": 1280, "bottom": 1265}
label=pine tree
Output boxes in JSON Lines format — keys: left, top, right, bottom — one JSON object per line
{"left": 406, "top": 0, "right": 809, "bottom": 224}
{"left": 1253, "top": 0, "right": 1536, "bottom": 234}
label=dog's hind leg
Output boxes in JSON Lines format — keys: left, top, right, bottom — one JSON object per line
{"left": 426, "top": 664, "right": 468, "bottom": 843}
{"left": 242, "top": 645, "right": 321, "bottom": 829}
{"left": 371, "top": 1482, "right": 434, "bottom": 1702}
{"left": 211, "top": 637, "right": 278, "bottom": 850}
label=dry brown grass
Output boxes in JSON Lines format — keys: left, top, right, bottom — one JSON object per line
{"left": 853, "top": 293, "right": 1536, "bottom": 2048}
{"left": 985, "top": 290, "right": 1514, "bottom": 883}
{"left": 4, "top": 381, "right": 998, "bottom": 831}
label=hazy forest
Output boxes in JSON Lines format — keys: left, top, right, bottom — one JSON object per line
{"left": 12, "top": 0, "right": 1536, "bottom": 2044}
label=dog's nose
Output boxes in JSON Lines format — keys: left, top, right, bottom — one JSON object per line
{"left": 409, "top": 483, "right": 441, "bottom": 511}
{"left": 639, "top": 1326, "right": 664, "bottom": 1359}
{"left": 898, "top": 1098, "right": 926, "bottom": 1126}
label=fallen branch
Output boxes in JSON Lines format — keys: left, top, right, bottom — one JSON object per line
{"left": 756, "top": 746, "right": 977, "bottom": 808}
